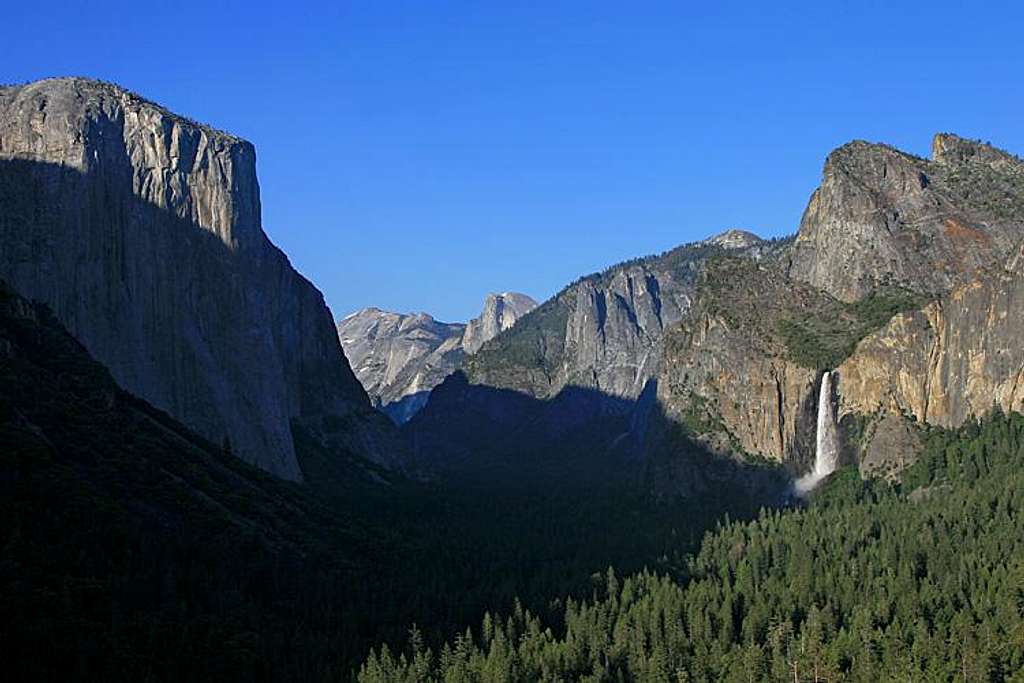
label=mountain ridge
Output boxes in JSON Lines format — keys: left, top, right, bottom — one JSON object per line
{"left": 337, "top": 291, "right": 537, "bottom": 422}
{"left": 404, "top": 132, "right": 1024, "bottom": 487}
{"left": 0, "top": 76, "right": 399, "bottom": 479}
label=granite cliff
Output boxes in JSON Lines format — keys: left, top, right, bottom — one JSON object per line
{"left": 835, "top": 244, "right": 1024, "bottom": 462}
{"left": 337, "top": 292, "right": 536, "bottom": 423}
{"left": 788, "top": 134, "right": 1024, "bottom": 301}
{"left": 406, "top": 232, "right": 779, "bottom": 481}
{"left": 409, "top": 135, "right": 1024, "bottom": 489}
{"left": 461, "top": 291, "right": 538, "bottom": 354}
{"left": 656, "top": 135, "right": 1024, "bottom": 480}
{"left": 460, "top": 231, "right": 772, "bottom": 400}
{"left": 0, "top": 77, "right": 397, "bottom": 479}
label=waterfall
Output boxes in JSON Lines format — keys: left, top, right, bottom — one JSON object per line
{"left": 795, "top": 370, "right": 839, "bottom": 494}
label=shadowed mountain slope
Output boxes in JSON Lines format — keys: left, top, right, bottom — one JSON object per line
{"left": 0, "top": 277, "right": 787, "bottom": 681}
{"left": 0, "top": 77, "right": 398, "bottom": 479}
{"left": 0, "top": 277, "right": 400, "bottom": 680}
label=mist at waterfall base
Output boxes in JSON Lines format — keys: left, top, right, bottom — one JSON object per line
{"left": 794, "top": 371, "right": 840, "bottom": 496}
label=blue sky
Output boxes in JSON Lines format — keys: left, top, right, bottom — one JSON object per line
{"left": 6, "top": 2, "right": 1024, "bottom": 321}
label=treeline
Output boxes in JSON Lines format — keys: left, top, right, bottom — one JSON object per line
{"left": 2, "top": 279, "right": 786, "bottom": 682}
{"left": 359, "top": 411, "right": 1024, "bottom": 681}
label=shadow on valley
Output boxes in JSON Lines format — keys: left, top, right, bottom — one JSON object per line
{"left": 403, "top": 370, "right": 789, "bottom": 504}
{"left": 0, "top": 159, "right": 790, "bottom": 681}
{"left": 380, "top": 391, "right": 431, "bottom": 424}
{"left": 0, "top": 156, "right": 392, "bottom": 482}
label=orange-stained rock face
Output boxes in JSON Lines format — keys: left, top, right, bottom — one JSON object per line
{"left": 837, "top": 250, "right": 1024, "bottom": 429}
{"left": 944, "top": 217, "right": 991, "bottom": 247}
{"left": 788, "top": 134, "right": 1024, "bottom": 302}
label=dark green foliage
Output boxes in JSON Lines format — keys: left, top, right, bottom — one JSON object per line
{"left": 463, "top": 237, "right": 792, "bottom": 389}
{"left": 0, "top": 280, "right": 770, "bottom": 681}
{"left": 360, "top": 411, "right": 1024, "bottom": 681}
{"left": 690, "top": 255, "right": 921, "bottom": 372}
{"left": 776, "top": 287, "right": 922, "bottom": 371}
{"left": 464, "top": 295, "right": 571, "bottom": 380}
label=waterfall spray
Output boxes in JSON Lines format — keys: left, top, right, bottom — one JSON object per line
{"left": 795, "top": 370, "right": 839, "bottom": 494}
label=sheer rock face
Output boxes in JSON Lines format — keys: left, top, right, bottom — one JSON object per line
{"left": 337, "top": 309, "right": 466, "bottom": 423}
{"left": 460, "top": 264, "right": 691, "bottom": 401}
{"left": 560, "top": 267, "right": 690, "bottom": 399}
{"left": 337, "top": 292, "right": 536, "bottom": 423}
{"left": 655, "top": 137, "right": 1024, "bottom": 473}
{"left": 408, "top": 235, "right": 773, "bottom": 479}
{"left": 461, "top": 234, "right": 769, "bottom": 403}
{"left": 788, "top": 134, "right": 1024, "bottom": 302}
{"left": 648, "top": 133, "right": 1024, "bottom": 475}
{"left": 462, "top": 292, "right": 537, "bottom": 354}
{"left": 659, "top": 310, "right": 818, "bottom": 466}
{"left": 0, "top": 77, "right": 393, "bottom": 480}
{"left": 653, "top": 258, "right": 829, "bottom": 469}
{"left": 837, "top": 245, "right": 1024, "bottom": 428}
{"left": 811, "top": 136, "right": 1024, "bottom": 434}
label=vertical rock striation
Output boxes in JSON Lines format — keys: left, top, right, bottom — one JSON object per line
{"left": 336, "top": 292, "right": 537, "bottom": 423}
{"left": 0, "top": 77, "right": 394, "bottom": 479}
{"left": 461, "top": 233, "right": 771, "bottom": 402}
{"left": 338, "top": 308, "right": 467, "bottom": 423}
{"left": 461, "top": 292, "right": 537, "bottom": 354}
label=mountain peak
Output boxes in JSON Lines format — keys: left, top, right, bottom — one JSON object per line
{"left": 932, "top": 132, "right": 1021, "bottom": 168}
{"left": 703, "top": 229, "right": 764, "bottom": 250}
{"left": 463, "top": 292, "right": 537, "bottom": 354}
{"left": 2, "top": 76, "right": 246, "bottom": 144}
{"left": 337, "top": 292, "right": 535, "bottom": 423}
{"left": 483, "top": 291, "right": 538, "bottom": 310}
{"left": 790, "top": 133, "right": 1024, "bottom": 302}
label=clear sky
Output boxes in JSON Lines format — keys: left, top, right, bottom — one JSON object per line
{"left": 5, "top": 2, "right": 1024, "bottom": 321}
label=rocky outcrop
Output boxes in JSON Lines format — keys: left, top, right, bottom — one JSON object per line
{"left": 702, "top": 229, "right": 765, "bottom": 250}
{"left": 837, "top": 245, "right": 1024, "bottom": 428}
{"left": 654, "top": 134, "right": 1024, "bottom": 477}
{"left": 408, "top": 233, "right": 776, "bottom": 480}
{"left": 794, "top": 136, "right": 1024, "bottom": 478}
{"left": 462, "top": 292, "right": 537, "bottom": 354}
{"left": 654, "top": 257, "right": 832, "bottom": 469}
{"left": 855, "top": 413, "right": 922, "bottom": 481}
{"left": 788, "top": 134, "right": 1024, "bottom": 302}
{"left": 0, "top": 77, "right": 396, "bottom": 479}
{"left": 337, "top": 293, "right": 536, "bottom": 423}
{"left": 462, "top": 233, "right": 771, "bottom": 402}
{"left": 337, "top": 308, "right": 466, "bottom": 423}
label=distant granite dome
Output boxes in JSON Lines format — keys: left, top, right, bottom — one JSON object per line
{"left": 337, "top": 292, "right": 537, "bottom": 423}
{"left": 462, "top": 292, "right": 539, "bottom": 354}
{"left": 0, "top": 76, "right": 399, "bottom": 479}
{"left": 702, "top": 229, "right": 765, "bottom": 250}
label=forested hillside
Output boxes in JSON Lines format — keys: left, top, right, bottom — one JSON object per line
{"left": 359, "top": 411, "right": 1024, "bottom": 682}
{"left": 0, "top": 279, "right": 778, "bottom": 681}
